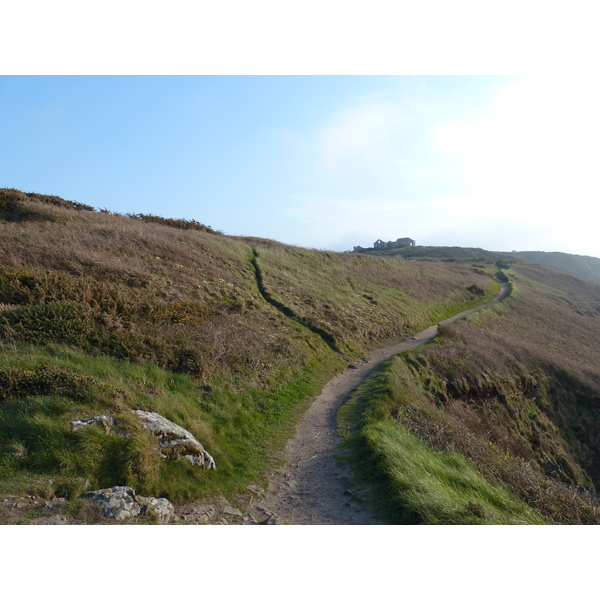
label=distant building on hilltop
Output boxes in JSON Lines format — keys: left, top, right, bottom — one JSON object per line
{"left": 354, "top": 237, "right": 416, "bottom": 252}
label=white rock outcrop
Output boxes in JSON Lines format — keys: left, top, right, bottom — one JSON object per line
{"left": 80, "top": 486, "right": 175, "bottom": 524}
{"left": 134, "top": 410, "right": 216, "bottom": 470}
{"left": 138, "top": 495, "right": 175, "bottom": 524}
{"left": 80, "top": 486, "right": 142, "bottom": 521}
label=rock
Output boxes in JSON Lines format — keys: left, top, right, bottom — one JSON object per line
{"left": 221, "top": 506, "right": 242, "bottom": 517}
{"left": 81, "top": 486, "right": 142, "bottom": 521}
{"left": 33, "top": 514, "right": 69, "bottom": 525}
{"left": 134, "top": 410, "right": 216, "bottom": 470}
{"left": 247, "top": 484, "right": 264, "bottom": 496}
{"left": 178, "top": 505, "right": 216, "bottom": 524}
{"left": 43, "top": 498, "right": 66, "bottom": 510}
{"left": 138, "top": 496, "right": 175, "bottom": 524}
{"left": 71, "top": 415, "right": 115, "bottom": 433}
{"left": 80, "top": 486, "right": 175, "bottom": 524}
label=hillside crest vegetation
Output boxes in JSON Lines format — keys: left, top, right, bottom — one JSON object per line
{"left": 1, "top": 188, "right": 600, "bottom": 524}
{"left": 364, "top": 242, "right": 600, "bottom": 287}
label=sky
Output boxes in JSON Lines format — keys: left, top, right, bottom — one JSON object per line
{"left": 2, "top": 74, "right": 600, "bottom": 258}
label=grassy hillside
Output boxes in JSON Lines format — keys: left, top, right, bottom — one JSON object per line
{"left": 509, "top": 250, "right": 600, "bottom": 287}
{"left": 340, "top": 261, "right": 600, "bottom": 524}
{"left": 0, "top": 189, "right": 499, "bottom": 515}
{"left": 373, "top": 244, "right": 600, "bottom": 287}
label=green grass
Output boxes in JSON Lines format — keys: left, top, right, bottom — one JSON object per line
{"left": 338, "top": 357, "right": 549, "bottom": 524}
{"left": 362, "top": 421, "right": 547, "bottom": 524}
{"left": 0, "top": 341, "right": 344, "bottom": 502}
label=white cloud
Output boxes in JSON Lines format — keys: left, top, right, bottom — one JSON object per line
{"left": 317, "top": 96, "right": 406, "bottom": 175}
{"left": 427, "top": 75, "right": 600, "bottom": 256}
{"left": 432, "top": 76, "right": 600, "bottom": 217}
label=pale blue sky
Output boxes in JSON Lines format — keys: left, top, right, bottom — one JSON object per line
{"left": 2, "top": 75, "right": 599, "bottom": 258}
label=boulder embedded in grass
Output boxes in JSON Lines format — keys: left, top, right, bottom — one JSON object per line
{"left": 134, "top": 410, "right": 216, "bottom": 470}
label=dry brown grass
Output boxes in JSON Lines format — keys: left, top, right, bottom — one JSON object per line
{"left": 0, "top": 189, "right": 501, "bottom": 382}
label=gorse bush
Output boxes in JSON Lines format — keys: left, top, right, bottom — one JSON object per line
{"left": 127, "top": 212, "right": 220, "bottom": 234}
{"left": 0, "top": 269, "right": 42, "bottom": 304}
{"left": 0, "top": 302, "right": 92, "bottom": 344}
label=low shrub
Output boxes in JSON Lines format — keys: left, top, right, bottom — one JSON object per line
{"left": 127, "top": 212, "right": 220, "bottom": 234}
{"left": 0, "top": 302, "right": 92, "bottom": 344}
{"left": 0, "top": 364, "right": 118, "bottom": 403}
{"left": 0, "top": 269, "right": 43, "bottom": 304}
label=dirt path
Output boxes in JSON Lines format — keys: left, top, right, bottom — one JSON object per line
{"left": 243, "top": 279, "right": 510, "bottom": 525}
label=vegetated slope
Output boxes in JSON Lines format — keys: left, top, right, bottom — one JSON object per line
{"left": 509, "top": 251, "right": 600, "bottom": 288}
{"left": 380, "top": 244, "right": 600, "bottom": 288}
{"left": 0, "top": 189, "right": 497, "bottom": 511}
{"left": 248, "top": 239, "right": 499, "bottom": 355}
{"left": 342, "top": 261, "right": 600, "bottom": 524}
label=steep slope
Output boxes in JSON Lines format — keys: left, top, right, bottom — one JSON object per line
{"left": 0, "top": 189, "right": 499, "bottom": 516}
{"left": 509, "top": 250, "right": 600, "bottom": 287}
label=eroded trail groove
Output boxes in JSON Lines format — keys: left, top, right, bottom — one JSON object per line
{"left": 248, "top": 279, "right": 510, "bottom": 525}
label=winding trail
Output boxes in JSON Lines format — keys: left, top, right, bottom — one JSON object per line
{"left": 248, "top": 278, "right": 511, "bottom": 525}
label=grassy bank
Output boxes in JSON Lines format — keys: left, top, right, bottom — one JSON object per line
{"left": 0, "top": 342, "right": 343, "bottom": 502}
{"left": 339, "top": 262, "right": 600, "bottom": 524}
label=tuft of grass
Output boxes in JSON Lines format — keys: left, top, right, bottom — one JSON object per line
{"left": 362, "top": 421, "right": 547, "bottom": 524}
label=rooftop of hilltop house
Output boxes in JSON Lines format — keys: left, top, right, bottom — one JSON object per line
{"left": 353, "top": 237, "right": 416, "bottom": 252}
